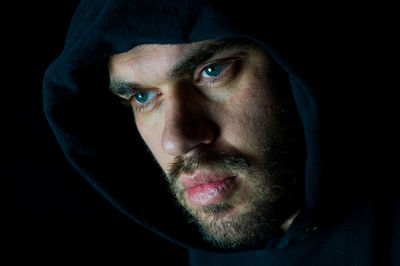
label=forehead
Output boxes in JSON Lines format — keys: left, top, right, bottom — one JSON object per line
{"left": 111, "top": 42, "right": 195, "bottom": 62}
{"left": 109, "top": 39, "right": 219, "bottom": 70}
{"left": 109, "top": 39, "right": 212, "bottom": 84}
{"left": 108, "top": 38, "right": 258, "bottom": 75}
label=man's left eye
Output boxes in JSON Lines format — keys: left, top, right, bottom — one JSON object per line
{"left": 202, "top": 64, "right": 222, "bottom": 78}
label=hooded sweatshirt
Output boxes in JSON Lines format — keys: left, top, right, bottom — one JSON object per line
{"left": 43, "top": 1, "right": 399, "bottom": 265}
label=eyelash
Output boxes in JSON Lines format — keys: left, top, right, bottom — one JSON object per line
{"left": 128, "top": 92, "right": 160, "bottom": 112}
{"left": 196, "top": 59, "right": 238, "bottom": 86}
{"left": 125, "top": 58, "right": 239, "bottom": 112}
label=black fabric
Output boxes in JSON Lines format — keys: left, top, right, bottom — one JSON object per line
{"left": 42, "top": 0, "right": 399, "bottom": 265}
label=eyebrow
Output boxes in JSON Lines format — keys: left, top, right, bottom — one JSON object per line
{"left": 109, "top": 79, "right": 145, "bottom": 97}
{"left": 109, "top": 38, "right": 251, "bottom": 96}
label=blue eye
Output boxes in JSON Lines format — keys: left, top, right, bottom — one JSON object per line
{"left": 134, "top": 91, "right": 157, "bottom": 103}
{"left": 202, "top": 64, "right": 222, "bottom": 78}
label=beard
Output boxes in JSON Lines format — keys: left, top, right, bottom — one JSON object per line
{"left": 163, "top": 105, "right": 305, "bottom": 250}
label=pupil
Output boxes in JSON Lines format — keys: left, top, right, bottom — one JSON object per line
{"left": 206, "top": 65, "right": 221, "bottom": 76}
{"left": 136, "top": 92, "right": 148, "bottom": 103}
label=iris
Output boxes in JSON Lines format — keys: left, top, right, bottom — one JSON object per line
{"left": 203, "top": 64, "right": 222, "bottom": 77}
{"left": 135, "top": 91, "right": 157, "bottom": 103}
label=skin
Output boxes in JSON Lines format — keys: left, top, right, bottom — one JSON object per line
{"left": 108, "top": 39, "right": 305, "bottom": 249}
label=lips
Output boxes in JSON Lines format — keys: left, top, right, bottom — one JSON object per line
{"left": 180, "top": 172, "right": 238, "bottom": 207}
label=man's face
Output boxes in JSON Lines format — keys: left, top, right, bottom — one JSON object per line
{"left": 108, "top": 39, "right": 305, "bottom": 249}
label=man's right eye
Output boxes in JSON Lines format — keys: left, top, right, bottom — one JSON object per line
{"left": 133, "top": 91, "right": 157, "bottom": 103}
{"left": 127, "top": 90, "right": 162, "bottom": 113}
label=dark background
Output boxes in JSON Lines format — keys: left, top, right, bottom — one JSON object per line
{"left": 6, "top": 2, "right": 188, "bottom": 265}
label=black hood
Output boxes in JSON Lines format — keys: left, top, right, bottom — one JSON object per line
{"left": 42, "top": 0, "right": 375, "bottom": 253}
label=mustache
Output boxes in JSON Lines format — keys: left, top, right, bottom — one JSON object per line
{"left": 166, "top": 150, "right": 255, "bottom": 184}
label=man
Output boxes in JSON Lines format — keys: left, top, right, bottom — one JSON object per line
{"left": 43, "top": 0, "right": 399, "bottom": 265}
{"left": 107, "top": 38, "right": 306, "bottom": 249}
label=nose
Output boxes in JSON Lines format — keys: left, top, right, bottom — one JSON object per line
{"left": 161, "top": 83, "right": 216, "bottom": 156}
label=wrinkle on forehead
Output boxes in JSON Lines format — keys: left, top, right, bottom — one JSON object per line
{"left": 112, "top": 42, "right": 196, "bottom": 63}
{"left": 110, "top": 43, "right": 191, "bottom": 81}
{"left": 110, "top": 39, "right": 221, "bottom": 64}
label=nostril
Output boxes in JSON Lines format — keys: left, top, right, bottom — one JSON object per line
{"left": 161, "top": 118, "right": 216, "bottom": 156}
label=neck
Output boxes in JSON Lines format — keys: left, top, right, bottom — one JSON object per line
{"left": 280, "top": 209, "right": 301, "bottom": 232}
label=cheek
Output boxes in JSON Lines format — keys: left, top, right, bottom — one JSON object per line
{"left": 135, "top": 117, "right": 171, "bottom": 171}
{"left": 218, "top": 79, "right": 275, "bottom": 154}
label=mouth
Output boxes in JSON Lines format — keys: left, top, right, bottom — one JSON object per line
{"left": 180, "top": 172, "right": 238, "bottom": 207}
